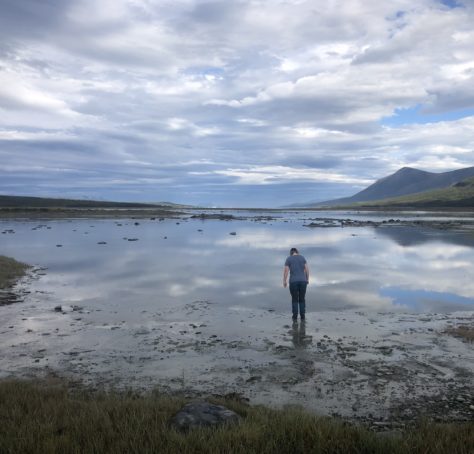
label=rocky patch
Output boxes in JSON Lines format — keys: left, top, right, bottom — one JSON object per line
{"left": 170, "top": 401, "right": 241, "bottom": 432}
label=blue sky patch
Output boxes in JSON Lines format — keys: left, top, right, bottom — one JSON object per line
{"left": 381, "top": 105, "right": 474, "bottom": 127}
{"left": 440, "top": 0, "right": 463, "bottom": 8}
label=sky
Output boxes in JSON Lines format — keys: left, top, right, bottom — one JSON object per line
{"left": 1, "top": 0, "right": 474, "bottom": 207}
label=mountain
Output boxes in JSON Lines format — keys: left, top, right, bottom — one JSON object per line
{"left": 0, "top": 195, "right": 161, "bottom": 208}
{"left": 303, "top": 166, "right": 474, "bottom": 207}
{"left": 352, "top": 175, "right": 474, "bottom": 208}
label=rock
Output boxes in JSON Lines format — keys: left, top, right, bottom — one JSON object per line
{"left": 134, "top": 328, "right": 150, "bottom": 335}
{"left": 246, "top": 375, "right": 262, "bottom": 383}
{"left": 54, "top": 305, "right": 62, "bottom": 312}
{"left": 170, "top": 401, "right": 241, "bottom": 432}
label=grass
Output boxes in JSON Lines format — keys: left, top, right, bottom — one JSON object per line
{"left": 0, "top": 380, "right": 472, "bottom": 454}
{"left": 444, "top": 325, "right": 474, "bottom": 342}
{"left": 0, "top": 255, "right": 29, "bottom": 289}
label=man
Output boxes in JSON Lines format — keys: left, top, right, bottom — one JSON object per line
{"left": 283, "top": 247, "right": 309, "bottom": 321}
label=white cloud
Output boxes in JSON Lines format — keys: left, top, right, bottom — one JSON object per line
{"left": 166, "top": 117, "right": 220, "bottom": 137}
{"left": 195, "top": 166, "right": 374, "bottom": 186}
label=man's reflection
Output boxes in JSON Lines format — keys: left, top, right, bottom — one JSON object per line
{"left": 291, "top": 320, "right": 312, "bottom": 348}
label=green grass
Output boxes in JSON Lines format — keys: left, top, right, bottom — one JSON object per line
{"left": 0, "top": 255, "right": 29, "bottom": 289}
{"left": 0, "top": 380, "right": 472, "bottom": 453}
{"left": 353, "top": 176, "right": 474, "bottom": 208}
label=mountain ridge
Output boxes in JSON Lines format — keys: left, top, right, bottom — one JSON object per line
{"left": 298, "top": 166, "right": 474, "bottom": 208}
{"left": 351, "top": 175, "right": 474, "bottom": 208}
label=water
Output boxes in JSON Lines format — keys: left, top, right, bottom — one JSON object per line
{"left": 1, "top": 213, "right": 473, "bottom": 418}
{"left": 1, "top": 212, "right": 474, "bottom": 314}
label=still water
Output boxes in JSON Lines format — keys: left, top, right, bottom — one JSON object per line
{"left": 1, "top": 213, "right": 474, "bottom": 314}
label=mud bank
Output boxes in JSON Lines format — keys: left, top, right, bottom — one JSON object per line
{"left": 0, "top": 207, "right": 183, "bottom": 220}
{"left": 1, "top": 291, "right": 472, "bottom": 429}
{"left": 304, "top": 217, "right": 474, "bottom": 231}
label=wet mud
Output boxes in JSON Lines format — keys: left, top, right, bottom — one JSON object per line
{"left": 1, "top": 290, "right": 472, "bottom": 429}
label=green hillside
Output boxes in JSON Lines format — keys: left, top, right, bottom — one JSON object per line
{"left": 0, "top": 195, "right": 158, "bottom": 208}
{"left": 352, "top": 176, "right": 474, "bottom": 208}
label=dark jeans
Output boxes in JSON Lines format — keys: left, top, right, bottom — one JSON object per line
{"left": 289, "top": 281, "right": 307, "bottom": 318}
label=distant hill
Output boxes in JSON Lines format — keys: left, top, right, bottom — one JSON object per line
{"left": 153, "top": 201, "right": 193, "bottom": 208}
{"left": 301, "top": 166, "right": 474, "bottom": 207}
{"left": 0, "top": 195, "right": 162, "bottom": 209}
{"left": 351, "top": 176, "right": 474, "bottom": 208}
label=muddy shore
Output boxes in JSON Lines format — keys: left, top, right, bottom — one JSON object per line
{"left": 0, "top": 207, "right": 183, "bottom": 219}
{"left": 1, "top": 279, "right": 472, "bottom": 430}
{"left": 304, "top": 217, "right": 474, "bottom": 231}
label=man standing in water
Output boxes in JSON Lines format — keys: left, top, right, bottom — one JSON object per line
{"left": 283, "top": 248, "right": 309, "bottom": 321}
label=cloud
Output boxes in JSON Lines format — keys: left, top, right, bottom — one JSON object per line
{"left": 195, "top": 165, "right": 373, "bottom": 186}
{"left": 0, "top": 0, "right": 474, "bottom": 206}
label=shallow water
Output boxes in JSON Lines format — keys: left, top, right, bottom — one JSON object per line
{"left": 1, "top": 213, "right": 474, "bottom": 314}
{"left": 1, "top": 213, "right": 473, "bottom": 422}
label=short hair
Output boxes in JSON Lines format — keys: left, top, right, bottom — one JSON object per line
{"left": 290, "top": 247, "right": 299, "bottom": 255}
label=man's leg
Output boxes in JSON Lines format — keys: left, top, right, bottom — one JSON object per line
{"left": 298, "top": 282, "right": 307, "bottom": 319}
{"left": 289, "top": 283, "right": 298, "bottom": 320}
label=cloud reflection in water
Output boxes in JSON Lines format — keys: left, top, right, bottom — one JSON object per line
{"left": 1, "top": 218, "right": 473, "bottom": 313}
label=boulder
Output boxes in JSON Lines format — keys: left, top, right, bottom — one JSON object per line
{"left": 170, "top": 401, "right": 241, "bottom": 432}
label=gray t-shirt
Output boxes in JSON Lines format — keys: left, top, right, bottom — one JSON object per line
{"left": 285, "top": 254, "right": 307, "bottom": 283}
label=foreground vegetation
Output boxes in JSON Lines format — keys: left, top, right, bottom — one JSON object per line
{"left": 0, "top": 255, "right": 29, "bottom": 289}
{"left": 0, "top": 380, "right": 472, "bottom": 454}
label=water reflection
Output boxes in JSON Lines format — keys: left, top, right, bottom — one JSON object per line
{"left": 375, "top": 225, "right": 474, "bottom": 247}
{"left": 291, "top": 320, "right": 312, "bottom": 348}
{"left": 0, "top": 216, "right": 473, "bottom": 314}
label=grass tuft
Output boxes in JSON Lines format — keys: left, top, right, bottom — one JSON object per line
{"left": 0, "top": 380, "right": 472, "bottom": 453}
{"left": 0, "top": 255, "right": 29, "bottom": 289}
{"left": 444, "top": 325, "right": 474, "bottom": 342}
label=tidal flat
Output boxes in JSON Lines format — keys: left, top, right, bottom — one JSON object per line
{"left": 0, "top": 210, "right": 473, "bottom": 428}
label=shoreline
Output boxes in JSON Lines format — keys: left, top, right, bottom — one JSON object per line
{"left": 0, "top": 207, "right": 183, "bottom": 220}
{"left": 0, "top": 256, "right": 31, "bottom": 306}
{"left": 4, "top": 207, "right": 473, "bottom": 238}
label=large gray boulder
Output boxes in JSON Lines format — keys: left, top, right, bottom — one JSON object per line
{"left": 170, "top": 401, "right": 241, "bottom": 432}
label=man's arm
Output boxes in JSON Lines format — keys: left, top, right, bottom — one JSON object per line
{"left": 283, "top": 265, "right": 289, "bottom": 287}
{"left": 304, "top": 263, "right": 309, "bottom": 284}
